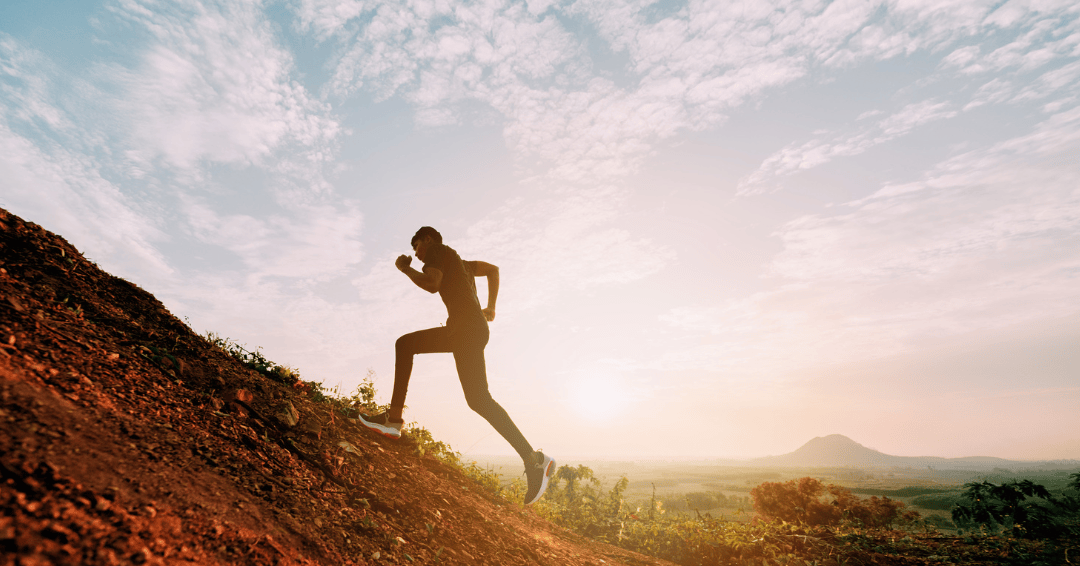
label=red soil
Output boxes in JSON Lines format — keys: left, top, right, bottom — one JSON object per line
{"left": 0, "top": 207, "right": 674, "bottom": 566}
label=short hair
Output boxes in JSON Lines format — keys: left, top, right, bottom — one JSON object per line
{"left": 411, "top": 226, "right": 442, "bottom": 247}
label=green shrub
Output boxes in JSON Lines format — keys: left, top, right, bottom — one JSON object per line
{"left": 952, "top": 474, "right": 1080, "bottom": 539}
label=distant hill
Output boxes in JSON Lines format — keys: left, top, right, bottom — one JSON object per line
{"left": 751, "top": 434, "right": 1077, "bottom": 470}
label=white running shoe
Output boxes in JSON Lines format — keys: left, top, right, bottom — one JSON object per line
{"left": 357, "top": 411, "right": 403, "bottom": 440}
{"left": 524, "top": 450, "right": 555, "bottom": 505}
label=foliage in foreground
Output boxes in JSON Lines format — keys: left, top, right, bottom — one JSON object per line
{"left": 524, "top": 470, "right": 1080, "bottom": 566}
{"left": 205, "top": 332, "right": 306, "bottom": 386}
{"left": 751, "top": 477, "right": 920, "bottom": 529}
{"left": 952, "top": 474, "right": 1080, "bottom": 539}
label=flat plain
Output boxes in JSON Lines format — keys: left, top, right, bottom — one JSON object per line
{"left": 469, "top": 454, "right": 1080, "bottom": 530}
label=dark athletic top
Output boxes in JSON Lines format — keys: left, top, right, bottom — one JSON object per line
{"left": 421, "top": 243, "right": 487, "bottom": 330}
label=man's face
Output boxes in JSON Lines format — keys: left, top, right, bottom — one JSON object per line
{"left": 412, "top": 236, "right": 433, "bottom": 262}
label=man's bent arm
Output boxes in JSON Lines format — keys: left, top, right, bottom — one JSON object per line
{"left": 473, "top": 261, "right": 499, "bottom": 319}
{"left": 397, "top": 255, "right": 442, "bottom": 293}
{"left": 404, "top": 266, "right": 442, "bottom": 293}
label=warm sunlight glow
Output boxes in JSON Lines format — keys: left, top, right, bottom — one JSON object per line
{"left": 565, "top": 373, "right": 632, "bottom": 423}
{"left": 4, "top": 0, "right": 1078, "bottom": 461}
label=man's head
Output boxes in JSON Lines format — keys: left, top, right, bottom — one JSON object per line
{"left": 411, "top": 226, "right": 442, "bottom": 262}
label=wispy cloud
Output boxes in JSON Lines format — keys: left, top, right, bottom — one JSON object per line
{"left": 181, "top": 197, "right": 364, "bottom": 281}
{"left": 294, "top": 0, "right": 370, "bottom": 41}
{"left": 457, "top": 184, "right": 674, "bottom": 312}
{"left": 0, "top": 120, "right": 170, "bottom": 278}
{"left": 2, "top": 3, "right": 363, "bottom": 374}
{"left": 2, "top": 1, "right": 357, "bottom": 292}
{"left": 664, "top": 101, "right": 1080, "bottom": 375}
{"left": 0, "top": 35, "right": 168, "bottom": 279}
{"left": 736, "top": 1, "right": 1078, "bottom": 193}
{"left": 314, "top": 0, "right": 810, "bottom": 182}
{"left": 107, "top": 0, "right": 342, "bottom": 197}
{"left": 0, "top": 35, "right": 73, "bottom": 133}
{"left": 309, "top": 0, "right": 1079, "bottom": 192}
{"left": 737, "top": 99, "right": 959, "bottom": 195}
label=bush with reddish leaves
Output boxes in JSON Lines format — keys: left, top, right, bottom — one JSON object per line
{"left": 751, "top": 477, "right": 916, "bottom": 528}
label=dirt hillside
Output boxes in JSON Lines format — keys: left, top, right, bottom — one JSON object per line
{"left": 0, "top": 207, "right": 674, "bottom": 566}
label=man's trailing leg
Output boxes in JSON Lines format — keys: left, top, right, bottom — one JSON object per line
{"left": 454, "top": 345, "right": 537, "bottom": 463}
{"left": 453, "top": 344, "right": 554, "bottom": 504}
{"left": 524, "top": 451, "right": 556, "bottom": 505}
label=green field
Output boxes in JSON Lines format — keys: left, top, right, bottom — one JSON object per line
{"left": 468, "top": 456, "right": 1080, "bottom": 530}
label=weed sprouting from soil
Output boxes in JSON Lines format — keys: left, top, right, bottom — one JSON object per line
{"left": 205, "top": 332, "right": 305, "bottom": 387}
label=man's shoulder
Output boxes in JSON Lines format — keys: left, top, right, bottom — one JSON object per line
{"left": 423, "top": 243, "right": 460, "bottom": 266}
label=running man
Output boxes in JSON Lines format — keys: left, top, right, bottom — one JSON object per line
{"left": 358, "top": 227, "right": 556, "bottom": 505}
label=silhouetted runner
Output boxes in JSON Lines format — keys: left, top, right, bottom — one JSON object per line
{"left": 358, "top": 226, "right": 556, "bottom": 505}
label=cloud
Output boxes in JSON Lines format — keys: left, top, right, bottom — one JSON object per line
{"left": 1014, "top": 59, "right": 1080, "bottom": 103}
{"left": 0, "top": 36, "right": 168, "bottom": 279}
{"left": 107, "top": 0, "right": 342, "bottom": 196}
{"left": 310, "top": 0, "right": 1078, "bottom": 191}
{"left": 941, "top": 45, "right": 982, "bottom": 70}
{"left": 2, "top": 10, "right": 362, "bottom": 377}
{"left": 663, "top": 101, "right": 1080, "bottom": 375}
{"left": 0, "top": 35, "right": 73, "bottom": 133}
{"left": 294, "top": 0, "right": 371, "bottom": 40}
{"left": 735, "top": 1, "right": 1077, "bottom": 193}
{"left": 155, "top": 199, "right": 383, "bottom": 389}
{"left": 737, "top": 99, "right": 959, "bottom": 194}
{"left": 774, "top": 103, "right": 1080, "bottom": 289}
{"left": 2, "top": 4, "right": 355, "bottom": 285}
{"left": 959, "top": 16, "right": 1080, "bottom": 107}
{"left": 180, "top": 196, "right": 365, "bottom": 282}
{"left": 0, "top": 120, "right": 170, "bottom": 280}
{"left": 454, "top": 183, "right": 675, "bottom": 313}
{"left": 314, "top": 0, "right": 819, "bottom": 182}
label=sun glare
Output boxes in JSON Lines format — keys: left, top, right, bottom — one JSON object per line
{"left": 566, "top": 373, "right": 632, "bottom": 423}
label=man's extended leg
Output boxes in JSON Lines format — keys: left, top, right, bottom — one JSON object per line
{"left": 390, "top": 327, "right": 452, "bottom": 419}
{"left": 359, "top": 327, "right": 451, "bottom": 439}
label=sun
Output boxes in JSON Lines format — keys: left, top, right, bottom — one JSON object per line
{"left": 565, "top": 373, "right": 632, "bottom": 423}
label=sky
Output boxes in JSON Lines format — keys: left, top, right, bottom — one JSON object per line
{"left": 2, "top": 0, "right": 1078, "bottom": 463}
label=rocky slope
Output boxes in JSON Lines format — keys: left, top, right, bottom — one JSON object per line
{"left": 0, "top": 207, "right": 672, "bottom": 566}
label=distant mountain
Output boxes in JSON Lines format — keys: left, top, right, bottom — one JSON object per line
{"left": 751, "top": 434, "right": 1072, "bottom": 470}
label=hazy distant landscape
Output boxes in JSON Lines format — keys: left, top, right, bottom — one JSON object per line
{"left": 5, "top": 0, "right": 1080, "bottom": 561}
{"left": 471, "top": 434, "right": 1080, "bottom": 530}
{"left": 4, "top": 205, "right": 1077, "bottom": 564}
